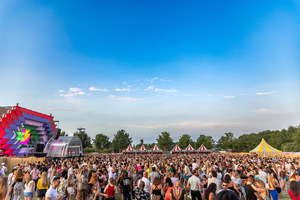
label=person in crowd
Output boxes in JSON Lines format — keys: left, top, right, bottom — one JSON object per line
{"left": 37, "top": 172, "right": 50, "bottom": 200}
{"left": 0, "top": 177, "right": 9, "bottom": 200}
{"left": 150, "top": 177, "right": 163, "bottom": 200}
{"left": 187, "top": 169, "right": 202, "bottom": 200}
{"left": 138, "top": 171, "right": 151, "bottom": 199}
{"left": 45, "top": 176, "right": 62, "bottom": 200}
{"left": 149, "top": 167, "right": 160, "bottom": 184}
{"left": 119, "top": 171, "right": 132, "bottom": 200}
{"left": 104, "top": 177, "right": 117, "bottom": 200}
{"left": 164, "top": 178, "right": 174, "bottom": 200}
{"left": 288, "top": 181, "right": 300, "bottom": 200}
{"left": 244, "top": 175, "right": 258, "bottom": 200}
{"left": 267, "top": 172, "right": 279, "bottom": 200}
{"left": 214, "top": 190, "right": 239, "bottom": 200}
{"left": 207, "top": 171, "right": 221, "bottom": 193}
{"left": 204, "top": 183, "right": 216, "bottom": 200}
{"left": 58, "top": 170, "right": 68, "bottom": 200}
{"left": 135, "top": 181, "right": 147, "bottom": 200}
{"left": 170, "top": 181, "right": 186, "bottom": 200}
{"left": 13, "top": 168, "right": 24, "bottom": 200}
{"left": 24, "top": 174, "right": 35, "bottom": 200}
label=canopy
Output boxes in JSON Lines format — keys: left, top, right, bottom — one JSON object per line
{"left": 250, "top": 138, "right": 282, "bottom": 153}
{"left": 139, "top": 144, "right": 147, "bottom": 151}
{"left": 124, "top": 144, "right": 133, "bottom": 151}
{"left": 185, "top": 144, "right": 195, "bottom": 151}
{"left": 152, "top": 144, "right": 161, "bottom": 151}
{"left": 198, "top": 144, "right": 208, "bottom": 151}
{"left": 171, "top": 144, "right": 182, "bottom": 154}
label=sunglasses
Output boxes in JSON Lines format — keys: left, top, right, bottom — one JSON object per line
{"left": 222, "top": 184, "right": 228, "bottom": 187}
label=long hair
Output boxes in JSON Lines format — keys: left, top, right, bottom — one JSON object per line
{"left": 205, "top": 183, "right": 216, "bottom": 200}
{"left": 41, "top": 172, "right": 49, "bottom": 187}
{"left": 51, "top": 170, "right": 57, "bottom": 180}
{"left": 267, "top": 174, "right": 275, "bottom": 189}
{"left": 26, "top": 174, "right": 33, "bottom": 185}
{"left": 109, "top": 177, "right": 115, "bottom": 186}
{"left": 290, "top": 181, "right": 300, "bottom": 197}
{"left": 0, "top": 177, "right": 8, "bottom": 200}
{"left": 15, "top": 169, "right": 23, "bottom": 179}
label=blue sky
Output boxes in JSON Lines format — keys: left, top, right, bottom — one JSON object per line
{"left": 0, "top": 1, "right": 300, "bottom": 144}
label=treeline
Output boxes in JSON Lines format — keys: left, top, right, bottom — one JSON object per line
{"left": 63, "top": 124, "right": 300, "bottom": 153}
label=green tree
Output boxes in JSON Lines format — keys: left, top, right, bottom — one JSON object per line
{"left": 136, "top": 138, "right": 144, "bottom": 149}
{"left": 112, "top": 129, "right": 132, "bottom": 153}
{"left": 195, "top": 135, "right": 214, "bottom": 149}
{"left": 60, "top": 131, "right": 68, "bottom": 136}
{"left": 74, "top": 130, "right": 92, "bottom": 149}
{"left": 217, "top": 132, "right": 237, "bottom": 150}
{"left": 157, "top": 132, "right": 174, "bottom": 151}
{"left": 93, "top": 133, "right": 111, "bottom": 152}
{"left": 178, "top": 134, "right": 194, "bottom": 149}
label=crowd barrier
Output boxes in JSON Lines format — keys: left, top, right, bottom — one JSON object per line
{"left": 0, "top": 157, "right": 45, "bottom": 173}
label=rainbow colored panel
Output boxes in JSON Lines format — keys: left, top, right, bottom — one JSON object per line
{"left": 0, "top": 106, "right": 56, "bottom": 157}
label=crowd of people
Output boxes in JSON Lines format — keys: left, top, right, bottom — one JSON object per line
{"left": 0, "top": 154, "right": 299, "bottom": 200}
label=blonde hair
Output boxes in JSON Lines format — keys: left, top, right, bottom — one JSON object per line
{"left": 0, "top": 177, "right": 8, "bottom": 200}
{"left": 41, "top": 172, "right": 49, "bottom": 187}
{"left": 26, "top": 174, "right": 33, "bottom": 185}
{"left": 268, "top": 174, "right": 275, "bottom": 189}
{"left": 89, "top": 173, "right": 97, "bottom": 185}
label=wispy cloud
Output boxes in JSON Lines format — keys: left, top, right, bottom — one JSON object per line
{"left": 43, "top": 108, "right": 81, "bottom": 111}
{"left": 47, "top": 98, "right": 86, "bottom": 105}
{"left": 59, "top": 88, "right": 85, "bottom": 97}
{"left": 256, "top": 91, "right": 276, "bottom": 95}
{"left": 58, "top": 90, "right": 64, "bottom": 93}
{"left": 224, "top": 96, "right": 236, "bottom": 99}
{"left": 146, "top": 86, "right": 178, "bottom": 93}
{"left": 89, "top": 87, "right": 108, "bottom": 92}
{"left": 109, "top": 95, "right": 140, "bottom": 101}
{"left": 115, "top": 88, "right": 131, "bottom": 92}
{"left": 253, "top": 108, "right": 279, "bottom": 114}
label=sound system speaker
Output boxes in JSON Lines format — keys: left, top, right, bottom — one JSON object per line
{"left": 54, "top": 128, "right": 61, "bottom": 140}
{"left": 36, "top": 144, "right": 45, "bottom": 152}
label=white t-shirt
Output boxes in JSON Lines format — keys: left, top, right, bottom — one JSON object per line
{"left": 45, "top": 187, "right": 58, "bottom": 200}
{"left": 138, "top": 177, "right": 151, "bottom": 193}
{"left": 68, "top": 167, "right": 73, "bottom": 177}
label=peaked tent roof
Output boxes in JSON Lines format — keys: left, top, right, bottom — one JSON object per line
{"left": 171, "top": 144, "right": 182, "bottom": 151}
{"left": 125, "top": 144, "right": 133, "bottom": 151}
{"left": 185, "top": 144, "right": 195, "bottom": 151}
{"left": 152, "top": 144, "right": 161, "bottom": 151}
{"left": 139, "top": 144, "right": 147, "bottom": 151}
{"left": 250, "top": 138, "right": 282, "bottom": 153}
{"left": 198, "top": 144, "right": 208, "bottom": 151}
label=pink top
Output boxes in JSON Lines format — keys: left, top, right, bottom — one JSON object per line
{"left": 164, "top": 186, "right": 174, "bottom": 200}
{"left": 30, "top": 169, "right": 39, "bottom": 180}
{"left": 289, "top": 189, "right": 300, "bottom": 200}
{"left": 137, "top": 165, "right": 141, "bottom": 170}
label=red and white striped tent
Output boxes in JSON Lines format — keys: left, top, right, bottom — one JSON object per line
{"left": 197, "top": 144, "right": 211, "bottom": 153}
{"left": 184, "top": 144, "right": 197, "bottom": 153}
{"left": 150, "top": 144, "right": 163, "bottom": 154}
{"left": 136, "top": 144, "right": 148, "bottom": 154}
{"left": 171, "top": 144, "right": 182, "bottom": 154}
{"left": 122, "top": 144, "right": 135, "bottom": 154}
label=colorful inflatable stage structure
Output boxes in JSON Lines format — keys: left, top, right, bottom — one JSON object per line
{"left": 0, "top": 105, "right": 57, "bottom": 157}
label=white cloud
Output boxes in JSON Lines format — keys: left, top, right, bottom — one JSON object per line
{"left": 89, "top": 87, "right": 108, "bottom": 92}
{"left": 109, "top": 95, "right": 140, "bottom": 101}
{"left": 256, "top": 91, "right": 276, "bottom": 95}
{"left": 47, "top": 98, "right": 85, "bottom": 105}
{"left": 59, "top": 91, "right": 85, "bottom": 97}
{"left": 253, "top": 108, "right": 279, "bottom": 114}
{"left": 146, "top": 86, "right": 177, "bottom": 93}
{"left": 58, "top": 90, "right": 64, "bottom": 93}
{"left": 115, "top": 88, "right": 131, "bottom": 92}
{"left": 58, "top": 88, "right": 85, "bottom": 97}
{"left": 69, "top": 88, "right": 82, "bottom": 92}
{"left": 224, "top": 96, "right": 236, "bottom": 99}
{"left": 154, "top": 88, "right": 177, "bottom": 93}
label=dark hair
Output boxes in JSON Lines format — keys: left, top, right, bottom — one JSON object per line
{"left": 205, "top": 183, "right": 216, "bottom": 200}
{"left": 165, "top": 177, "right": 173, "bottom": 187}
{"left": 212, "top": 171, "right": 217, "bottom": 178}
{"left": 214, "top": 190, "right": 239, "bottom": 200}
{"left": 53, "top": 176, "right": 60, "bottom": 182}
{"left": 61, "top": 170, "right": 68, "bottom": 179}
{"left": 290, "top": 181, "right": 300, "bottom": 197}
{"left": 224, "top": 174, "right": 231, "bottom": 182}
